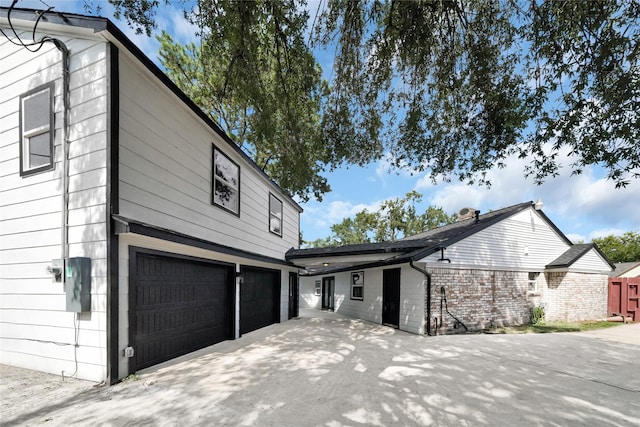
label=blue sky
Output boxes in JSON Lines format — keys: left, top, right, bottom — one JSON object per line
{"left": 9, "top": 0, "right": 639, "bottom": 244}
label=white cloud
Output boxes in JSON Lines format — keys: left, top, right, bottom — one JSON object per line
{"left": 413, "top": 145, "right": 640, "bottom": 239}
{"left": 325, "top": 200, "right": 383, "bottom": 223}
{"left": 565, "top": 233, "right": 586, "bottom": 244}
{"left": 589, "top": 228, "right": 629, "bottom": 240}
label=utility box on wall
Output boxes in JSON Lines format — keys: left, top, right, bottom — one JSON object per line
{"left": 65, "top": 257, "right": 91, "bottom": 312}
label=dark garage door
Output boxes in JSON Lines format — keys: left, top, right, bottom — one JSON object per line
{"left": 240, "top": 267, "right": 280, "bottom": 335}
{"left": 130, "top": 249, "right": 234, "bottom": 371}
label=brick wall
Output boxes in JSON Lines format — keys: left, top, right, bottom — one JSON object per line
{"left": 428, "top": 268, "right": 531, "bottom": 333}
{"left": 543, "top": 272, "right": 608, "bottom": 322}
{"left": 426, "top": 268, "right": 608, "bottom": 334}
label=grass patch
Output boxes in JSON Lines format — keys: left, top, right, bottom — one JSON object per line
{"left": 487, "top": 320, "right": 622, "bottom": 334}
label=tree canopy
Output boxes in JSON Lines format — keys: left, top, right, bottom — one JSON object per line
{"left": 304, "top": 191, "right": 456, "bottom": 247}
{"left": 593, "top": 231, "right": 640, "bottom": 263}
{"left": 103, "top": 0, "right": 639, "bottom": 199}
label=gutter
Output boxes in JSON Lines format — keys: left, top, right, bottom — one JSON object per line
{"left": 410, "top": 261, "right": 433, "bottom": 336}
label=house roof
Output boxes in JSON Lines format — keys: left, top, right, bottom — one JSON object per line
{"left": 545, "top": 243, "right": 615, "bottom": 271}
{"left": 0, "top": 6, "right": 303, "bottom": 213}
{"left": 288, "top": 201, "right": 537, "bottom": 262}
{"left": 609, "top": 261, "right": 640, "bottom": 277}
{"left": 287, "top": 201, "right": 576, "bottom": 275}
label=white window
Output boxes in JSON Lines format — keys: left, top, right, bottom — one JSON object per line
{"left": 528, "top": 272, "right": 539, "bottom": 293}
{"left": 269, "top": 193, "right": 283, "bottom": 236}
{"left": 314, "top": 280, "right": 321, "bottom": 296}
{"left": 351, "top": 271, "right": 364, "bottom": 300}
{"left": 20, "top": 83, "right": 54, "bottom": 176}
{"left": 212, "top": 146, "right": 240, "bottom": 215}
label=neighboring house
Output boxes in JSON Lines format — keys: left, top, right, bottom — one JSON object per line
{"left": 609, "top": 262, "right": 640, "bottom": 278}
{"left": 0, "top": 8, "right": 302, "bottom": 383}
{"left": 287, "top": 202, "right": 614, "bottom": 335}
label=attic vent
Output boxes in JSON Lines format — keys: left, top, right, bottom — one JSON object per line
{"left": 457, "top": 207, "right": 476, "bottom": 221}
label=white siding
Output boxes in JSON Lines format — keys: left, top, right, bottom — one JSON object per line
{"left": 299, "top": 265, "right": 425, "bottom": 335}
{"left": 0, "top": 30, "right": 109, "bottom": 383}
{"left": 569, "top": 249, "right": 612, "bottom": 274}
{"left": 117, "top": 54, "right": 299, "bottom": 261}
{"left": 419, "top": 208, "right": 571, "bottom": 271}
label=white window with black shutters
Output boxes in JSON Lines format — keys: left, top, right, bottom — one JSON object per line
{"left": 212, "top": 145, "right": 240, "bottom": 215}
{"left": 20, "top": 83, "right": 54, "bottom": 176}
{"left": 269, "top": 193, "right": 283, "bottom": 236}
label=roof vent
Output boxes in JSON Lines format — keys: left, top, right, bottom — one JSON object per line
{"left": 457, "top": 207, "right": 476, "bottom": 222}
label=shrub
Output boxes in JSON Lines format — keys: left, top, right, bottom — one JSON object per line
{"left": 531, "top": 306, "right": 545, "bottom": 325}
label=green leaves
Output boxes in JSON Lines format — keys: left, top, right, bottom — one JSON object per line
{"left": 107, "top": 0, "right": 639, "bottom": 196}
{"left": 315, "top": 0, "right": 639, "bottom": 187}
{"left": 157, "top": 1, "right": 332, "bottom": 202}
{"left": 304, "top": 191, "right": 456, "bottom": 247}
{"left": 593, "top": 232, "right": 640, "bottom": 263}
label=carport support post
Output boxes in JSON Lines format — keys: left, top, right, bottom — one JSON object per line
{"left": 410, "top": 261, "right": 433, "bottom": 336}
{"left": 235, "top": 265, "right": 241, "bottom": 339}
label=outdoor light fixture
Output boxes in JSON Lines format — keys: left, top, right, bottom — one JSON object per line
{"left": 323, "top": 262, "right": 329, "bottom": 267}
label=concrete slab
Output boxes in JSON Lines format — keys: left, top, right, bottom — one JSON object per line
{"left": 1, "top": 309, "right": 639, "bottom": 426}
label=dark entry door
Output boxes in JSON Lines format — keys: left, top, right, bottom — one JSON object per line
{"left": 240, "top": 267, "right": 280, "bottom": 334}
{"left": 321, "top": 277, "right": 335, "bottom": 311}
{"left": 382, "top": 268, "right": 401, "bottom": 328}
{"left": 129, "top": 249, "right": 234, "bottom": 372}
{"left": 288, "top": 272, "right": 299, "bottom": 319}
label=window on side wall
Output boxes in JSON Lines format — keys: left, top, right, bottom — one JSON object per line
{"left": 314, "top": 280, "right": 321, "bottom": 296}
{"left": 528, "top": 272, "right": 540, "bottom": 293}
{"left": 351, "top": 271, "right": 364, "bottom": 300}
{"left": 212, "top": 145, "right": 240, "bottom": 215}
{"left": 269, "top": 193, "right": 283, "bottom": 236}
{"left": 20, "top": 83, "right": 54, "bottom": 176}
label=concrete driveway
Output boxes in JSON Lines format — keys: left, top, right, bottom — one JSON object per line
{"left": 2, "top": 309, "right": 639, "bottom": 426}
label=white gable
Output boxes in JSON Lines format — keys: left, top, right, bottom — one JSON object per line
{"left": 562, "top": 248, "right": 612, "bottom": 274}
{"left": 418, "top": 207, "right": 571, "bottom": 271}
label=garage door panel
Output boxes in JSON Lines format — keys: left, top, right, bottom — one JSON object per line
{"left": 130, "top": 251, "right": 234, "bottom": 371}
{"left": 240, "top": 267, "right": 280, "bottom": 335}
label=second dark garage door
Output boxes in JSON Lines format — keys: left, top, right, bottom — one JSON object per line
{"left": 129, "top": 248, "right": 235, "bottom": 371}
{"left": 240, "top": 266, "right": 281, "bottom": 335}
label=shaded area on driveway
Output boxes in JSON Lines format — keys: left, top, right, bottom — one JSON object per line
{"left": 1, "top": 309, "right": 639, "bottom": 426}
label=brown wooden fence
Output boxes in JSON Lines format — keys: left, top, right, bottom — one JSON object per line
{"left": 608, "top": 277, "right": 640, "bottom": 321}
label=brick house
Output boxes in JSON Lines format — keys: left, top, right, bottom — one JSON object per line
{"left": 287, "top": 201, "right": 614, "bottom": 335}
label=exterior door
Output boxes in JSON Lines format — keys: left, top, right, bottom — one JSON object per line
{"left": 382, "top": 268, "right": 401, "bottom": 328}
{"left": 321, "top": 277, "right": 335, "bottom": 311}
{"left": 288, "top": 272, "right": 299, "bottom": 319}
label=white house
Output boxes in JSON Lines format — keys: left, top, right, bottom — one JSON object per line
{"left": 287, "top": 202, "right": 614, "bottom": 335}
{"left": 1, "top": 7, "right": 301, "bottom": 383}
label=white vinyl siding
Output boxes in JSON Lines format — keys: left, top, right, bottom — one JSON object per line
{"left": 117, "top": 54, "right": 299, "bottom": 259}
{"left": 566, "top": 249, "right": 613, "bottom": 273}
{"left": 299, "top": 266, "right": 425, "bottom": 335}
{"left": 419, "top": 208, "right": 571, "bottom": 271}
{"left": 0, "top": 30, "right": 109, "bottom": 382}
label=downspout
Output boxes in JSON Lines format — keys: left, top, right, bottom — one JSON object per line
{"left": 410, "top": 261, "right": 433, "bottom": 336}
